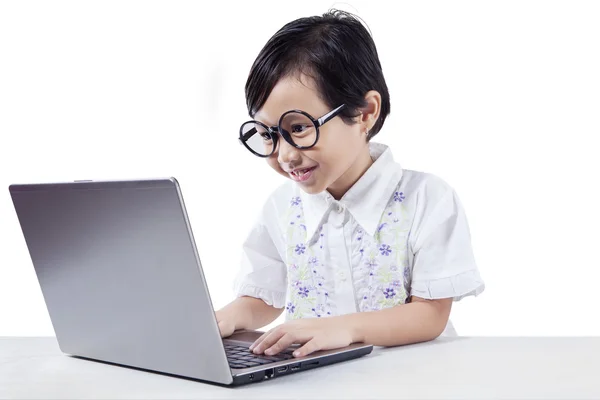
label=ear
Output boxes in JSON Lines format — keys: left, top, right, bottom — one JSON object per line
{"left": 359, "top": 90, "right": 382, "bottom": 135}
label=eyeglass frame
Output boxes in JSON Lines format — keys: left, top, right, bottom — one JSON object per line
{"left": 239, "top": 104, "right": 346, "bottom": 158}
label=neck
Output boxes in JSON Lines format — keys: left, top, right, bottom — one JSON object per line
{"left": 327, "top": 145, "right": 374, "bottom": 200}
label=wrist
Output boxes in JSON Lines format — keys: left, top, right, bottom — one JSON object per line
{"left": 218, "top": 305, "right": 242, "bottom": 331}
{"left": 229, "top": 297, "right": 260, "bottom": 331}
{"left": 341, "top": 313, "right": 366, "bottom": 343}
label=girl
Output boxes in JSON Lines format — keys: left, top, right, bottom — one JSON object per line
{"left": 216, "top": 9, "right": 484, "bottom": 359}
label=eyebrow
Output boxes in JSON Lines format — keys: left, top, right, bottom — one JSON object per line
{"left": 253, "top": 114, "right": 277, "bottom": 128}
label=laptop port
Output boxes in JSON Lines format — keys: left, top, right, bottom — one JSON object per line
{"left": 277, "top": 366, "right": 288, "bottom": 373}
{"left": 248, "top": 374, "right": 254, "bottom": 381}
{"left": 265, "top": 368, "right": 274, "bottom": 378}
{"left": 301, "top": 360, "right": 320, "bottom": 369}
{"left": 290, "top": 364, "right": 300, "bottom": 371}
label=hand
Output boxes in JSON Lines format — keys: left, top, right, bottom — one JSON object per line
{"left": 249, "top": 317, "right": 356, "bottom": 358}
{"left": 215, "top": 310, "right": 236, "bottom": 338}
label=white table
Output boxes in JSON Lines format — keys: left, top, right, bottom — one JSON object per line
{"left": 1, "top": 336, "right": 599, "bottom": 399}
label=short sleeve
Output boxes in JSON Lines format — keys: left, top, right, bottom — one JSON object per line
{"left": 409, "top": 183, "right": 485, "bottom": 301}
{"left": 233, "top": 205, "right": 287, "bottom": 309}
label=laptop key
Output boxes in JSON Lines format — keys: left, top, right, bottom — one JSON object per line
{"left": 244, "top": 362, "right": 261, "bottom": 367}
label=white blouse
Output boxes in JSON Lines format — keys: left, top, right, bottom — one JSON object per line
{"left": 234, "top": 142, "right": 484, "bottom": 336}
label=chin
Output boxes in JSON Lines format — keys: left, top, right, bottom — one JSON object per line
{"left": 296, "top": 180, "right": 328, "bottom": 195}
{"left": 298, "top": 185, "right": 323, "bottom": 195}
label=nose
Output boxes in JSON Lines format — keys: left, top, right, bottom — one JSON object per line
{"left": 277, "top": 137, "right": 302, "bottom": 167}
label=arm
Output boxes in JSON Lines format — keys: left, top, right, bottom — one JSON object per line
{"left": 215, "top": 296, "right": 284, "bottom": 337}
{"left": 249, "top": 296, "right": 452, "bottom": 357}
{"left": 343, "top": 296, "right": 452, "bottom": 346}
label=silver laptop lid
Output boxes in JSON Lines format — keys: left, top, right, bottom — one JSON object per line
{"left": 9, "top": 178, "right": 233, "bottom": 385}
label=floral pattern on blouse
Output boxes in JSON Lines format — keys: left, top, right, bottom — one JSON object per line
{"left": 282, "top": 190, "right": 412, "bottom": 320}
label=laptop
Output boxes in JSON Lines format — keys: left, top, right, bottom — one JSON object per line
{"left": 8, "top": 178, "right": 373, "bottom": 386}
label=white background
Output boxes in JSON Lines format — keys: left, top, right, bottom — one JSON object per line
{"left": 1, "top": 0, "right": 598, "bottom": 337}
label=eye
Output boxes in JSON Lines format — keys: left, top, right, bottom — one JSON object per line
{"left": 260, "top": 132, "right": 272, "bottom": 142}
{"left": 291, "top": 124, "right": 310, "bottom": 134}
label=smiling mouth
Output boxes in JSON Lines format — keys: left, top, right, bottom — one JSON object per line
{"left": 291, "top": 167, "right": 315, "bottom": 177}
{"left": 289, "top": 166, "right": 317, "bottom": 182}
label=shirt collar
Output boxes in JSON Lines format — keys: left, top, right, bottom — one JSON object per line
{"left": 299, "top": 142, "right": 403, "bottom": 243}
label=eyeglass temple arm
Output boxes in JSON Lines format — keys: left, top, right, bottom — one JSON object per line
{"left": 316, "top": 104, "right": 345, "bottom": 127}
{"left": 240, "top": 127, "right": 257, "bottom": 142}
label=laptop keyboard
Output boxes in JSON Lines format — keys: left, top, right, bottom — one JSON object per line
{"left": 224, "top": 344, "right": 294, "bottom": 369}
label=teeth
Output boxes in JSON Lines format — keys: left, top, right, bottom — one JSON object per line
{"left": 291, "top": 167, "right": 313, "bottom": 177}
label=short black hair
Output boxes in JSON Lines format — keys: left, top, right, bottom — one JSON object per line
{"left": 245, "top": 9, "right": 390, "bottom": 140}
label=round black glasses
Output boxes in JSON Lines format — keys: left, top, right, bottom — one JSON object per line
{"left": 239, "top": 104, "right": 346, "bottom": 157}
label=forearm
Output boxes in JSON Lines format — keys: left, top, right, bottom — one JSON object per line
{"left": 341, "top": 297, "right": 452, "bottom": 346}
{"left": 218, "top": 296, "right": 283, "bottom": 331}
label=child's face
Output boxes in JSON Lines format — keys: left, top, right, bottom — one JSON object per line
{"left": 254, "top": 74, "right": 370, "bottom": 196}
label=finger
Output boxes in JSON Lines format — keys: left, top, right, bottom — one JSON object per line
{"left": 293, "top": 338, "right": 322, "bottom": 358}
{"left": 252, "top": 329, "right": 286, "bottom": 354}
{"left": 249, "top": 330, "right": 272, "bottom": 351}
{"left": 264, "top": 332, "right": 299, "bottom": 356}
